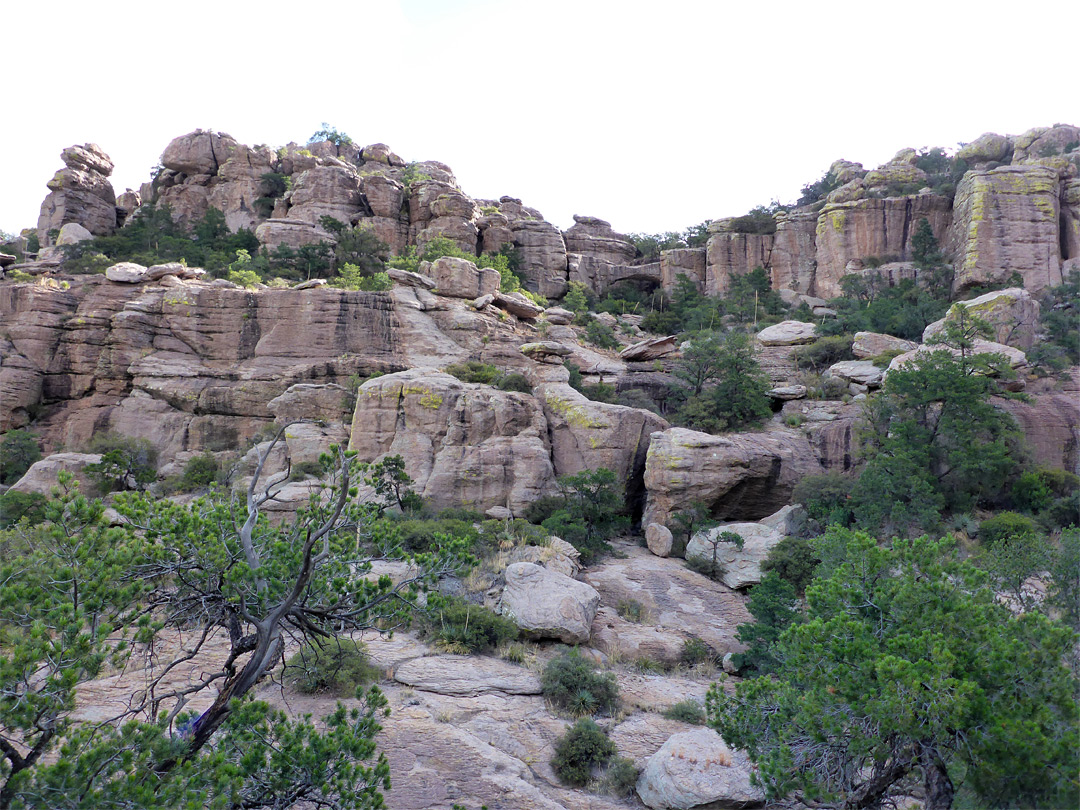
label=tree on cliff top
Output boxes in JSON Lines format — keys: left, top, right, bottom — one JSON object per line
{"left": 0, "top": 428, "right": 474, "bottom": 809}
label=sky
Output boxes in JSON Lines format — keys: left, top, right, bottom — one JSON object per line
{"left": 2, "top": 0, "right": 1077, "bottom": 237}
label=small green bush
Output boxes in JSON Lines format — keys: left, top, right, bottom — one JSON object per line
{"left": 616, "top": 388, "right": 661, "bottom": 414}
{"left": 384, "top": 517, "right": 479, "bottom": 554}
{"left": 289, "top": 459, "right": 324, "bottom": 481}
{"left": 616, "top": 599, "right": 645, "bottom": 623}
{"left": 0, "top": 490, "right": 48, "bottom": 528}
{"left": 85, "top": 433, "right": 158, "bottom": 492}
{"left": 180, "top": 453, "right": 220, "bottom": 490}
{"left": 550, "top": 718, "right": 617, "bottom": 787}
{"left": 285, "top": 638, "right": 380, "bottom": 695}
{"left": 762, "top": 536, "right": 820, "bottom": 595}
{"left": 793, "top": 335, "right": 854, "bottom": 371}
{"left": 582, "top": 382, "right": 617, "bottom": 403}
{"left": 1011, "top": 471, "right": 1053, "bottom": 513}
{"left": 421, "top": 594, "right": 518, "bottom": 654}
{"left": 495, "top": 372, "right": 532, "bottom": 394}
{"left": 541, "top": 651, "right": 619, "bottom": 716}
{"left": 585, "top": 319, "right": 619, "bottom": 350}
{"left": 792, "top": 472, "right": 854, "bottom": 526}
{"left": 445, "top": 360, "right": 501, "bottom": 385}
{"left": 662, "top": 700, "right": 706, "bottom": 725}
{"left": 602, "top": 756, "right": 639, "bottom": 797}
{"left": 979, "top": 512, "right": 1039, "bottom": 547}
{"left": 0, "top": 430, "right": 42, "bottom": 485}
{"left": 679, "top": 636, "right": 713, "bottom": 667}
{"left": 227, "top": 268, "right": 262, "bottom": 288}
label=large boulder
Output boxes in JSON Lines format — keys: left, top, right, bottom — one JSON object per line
{"left": 922, "top": 287, "right": 1041, "bottom": 350}
{"left": 392, "top": 655, "right": 542, "bottom": 696}
{"left": 637, "top": 728, "right": 764, "bottom": 810}
{"left": 643, "top": 427, "right": 823, "bottom": 527}
{"left": 425, "top": 257, "right": 500, "bottom": 300}
{"left": 534, "top": 382, "right": 668, "bottom": 501}
{"left": 511, "top": 220, "right": 568, "bottom": 299}
{"left": 348, "top": 369, "right": 554, "bottom": 515}
{"left": 852, "top": 331, "right": 918, "bottom": 359}
{"left": 755, "top": 320, "right": 816, "bottom": 346}
{"left": 498, "top": 562, "right": 600, "bottom": 643}
{"left": 686, "top": 522, "right": 784, "bottom": 589}
{"left": 8, "top": 452, "right": 103, "bottom": 497}
{"left": 286, "top": 165, "right": 365, "bottom": 225}
{"left": 105, "top": 262, "right": 149, "bottom": 283}
{"left": 563, "top": 215, "right": 636, "bottom": 265}
{"left": 828, "top": 359, "right": 884, "bottom": 388}
{"left": 160, "top": 129, "right": 239, "bottom": 175}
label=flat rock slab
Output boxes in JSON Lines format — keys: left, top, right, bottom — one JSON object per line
{"left": 393, "top": 655, "right": 542, "bottom": 696}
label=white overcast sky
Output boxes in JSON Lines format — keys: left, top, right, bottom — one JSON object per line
{"left": 2, "top": 0, "right": 1076, "bottom": 237}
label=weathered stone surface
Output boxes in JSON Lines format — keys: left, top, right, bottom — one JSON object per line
{"left": 997, "top": 370, "right": 1080, "bottom": 473}
{"left": 512, "top": 220, "right": 568, "bottom": 299}
{"left": 645, "top": 522, "right": 673, "bottom": 557}
{"left": 589, "top": 607, "right": 687, "bottom": 666}
{"left": 287, "top": 165, "right": 364, "bottom": 224}
{"left": 828, "top": 359, "right": 884, "bottom": 387}
{"left": 768, "top": 384, "right": 807, "bottom": 400}
{"left": 9, "top": 452, "right": 103, "bottom": 497}
{"left": 55, "top": 223, "right": 94, "bottom": 245}
{"left": 686, "top": 523, "right": 784, "bottom": 589}
{"left": 771, "top": 210, "right": 819, "bottom": 294}
{"left": 852, "top": 331, "right": 918, "bottom": 359}
{"left": 349, "top": 369, "right": 554, "bottom": 514}
{"left": 922, "top": 287, "right": 1041, "bottom": 350}
{"left": 888, "top": 341, "right": 1027, "bottom": 373}
{"left": 105, "top": 262, "right": 148, "bottom": 283}
{"left": 393, "top": 655, "right": 542, "bottom": 696}
{"left": 756, "top": 320, "right": 816, "bottom": 346}
{"left": 535, "top": 382, "right": 668, "bottom": 501}
{"left": 493, "top": 291, "right": 544, "bottom": 319}
{"left": 160, "top": 129, "right": 239, "bottom": 175}
{"left": 957, "top": 132, "right": 1012, "bottom": 165}
{"left": 620, "top": 335, "right": 677, "bottom": 361}
{"left": 37, "top": 144, "right": 118, "bottom": 239}
{"left": 1012, "top": 125, "right": 1080, "bottom": 165}
{"left": 584, "top": 542, "right": 750, "bottom": 658}
{"left": 815, "top": 195, "right": 952, "bottom": 298}
{"left": 521, "top": 341, "right": 572, "bottom": 362}
{"left": 643, "top": 427, "right": 823, "bottom": 527}
{"left": 661, "top": 248, "right": 707, "bottom": 291}
{"left": 542, "top": 306, "right": 574, "bottom": 325}
{"left": 498, "top": 563, "right": 600, "bottom": 643}
{"left": 563, "top": 215, "right": 636, "bottom": 264}
{"left": 705, "top": 231, "right": 771, "bottom": 295}
{"left": 254, "top": 219, "right": 336, "bottom": 251}
{"left": 426, "top": 257, "right": 500, "bottom": 299}
{"left": 947, "top": 165, "right": 1062, "bottom": 293}
{"left": 637, "top": 728, "right": 764, "bottom": 810}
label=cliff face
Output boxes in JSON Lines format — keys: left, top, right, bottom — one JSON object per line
{"left": 23, "top": 123, "right": 1078, "bottom": 307}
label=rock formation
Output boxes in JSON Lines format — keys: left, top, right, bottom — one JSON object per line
{"left": 37, "top": 144, "right": 118, "bottom": 242}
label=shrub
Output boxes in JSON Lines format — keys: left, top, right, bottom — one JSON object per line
{"left": 289, "top": 460, "right": 324, "bottom": 481}
{"left": 616, "top": 599, "right": 646, "bottom": 623}
{"left": 421, "top": 594, "right": 518, "bottom": 654}
{"left": 550, "top": 718, "right": 617, "bottom": 787}
{"left": 616, "top": 388, "right": 661, "bottom": 414}
{"left": 1011, "top": 470, "right": 1053, "bottom": 513}
{"left": 662, "top": 700, "right": 706, "bottom": 725}
{"left": 793, "top": 335, "right": 854, "bottom": 371}
{"left": 585, "top": 318, "right": 620, "bottom": 350}
{"left": 382, "top": 517, "right": 479, "bottom": 554}
{"left": 581, "top": 382, "right": 616, "bottom": 403}
{"left": 602, "top": 756, "right": 639, "bottom": 797}
{"left": 495, "top": 372, "right": 532, "bottom": 394}
{"left": 762, "top": 536, "right": 820, "bottom": 595}
{"left": 541, "top": 651, "right": 619, "bottom": 716}
{"left": 728, "top": 205, "right": 779, "bottom": 235}
{"left": 285, "top": 638, "right": 380, "bottom": 695}
{"left": 792, "top": 472, "right": 854, "bottom": 526}
{"left": 979, "top": 512, "right": 1038, "bottom": 547}
{"left": 679, "top": 636, "right": 713, "bottom": 666}
{"left": 540, "top": 468, "right": 628, "bottom": 563}
{"left": 227, "top": 268, "right": 262, "bottom": 288}
{"left": 84, "top": 433, "right": 158, "bottom": 492}
{"left": 180, "top": 453, "right": 219, "bottom": 490}
{"left": 445, "top": 361, "right": 500, "bottom": 385}
{"left": 0, "top": 430, "right": 42, "bottom": 485}
{"left": 0, "top": 490, "right": 47, "bottom": 528}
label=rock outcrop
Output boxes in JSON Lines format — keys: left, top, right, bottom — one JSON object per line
{"left": 498, "top": 562, "right": 600, "bottom": 643}
{"left": 37, "top": 144, "right": 117, "bottom": 242}
{"left": 349, "top": 369, "right": 554, "bottom": 515}
{"left": 643, "top": 427, "right": 823, "bottom": 527}
{"left": 637, "top": 728, "right": 765, "bottom": 809}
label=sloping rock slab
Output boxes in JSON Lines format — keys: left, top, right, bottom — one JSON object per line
{"left": 393, "top": 655, "right": 542, "bottom": 696}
